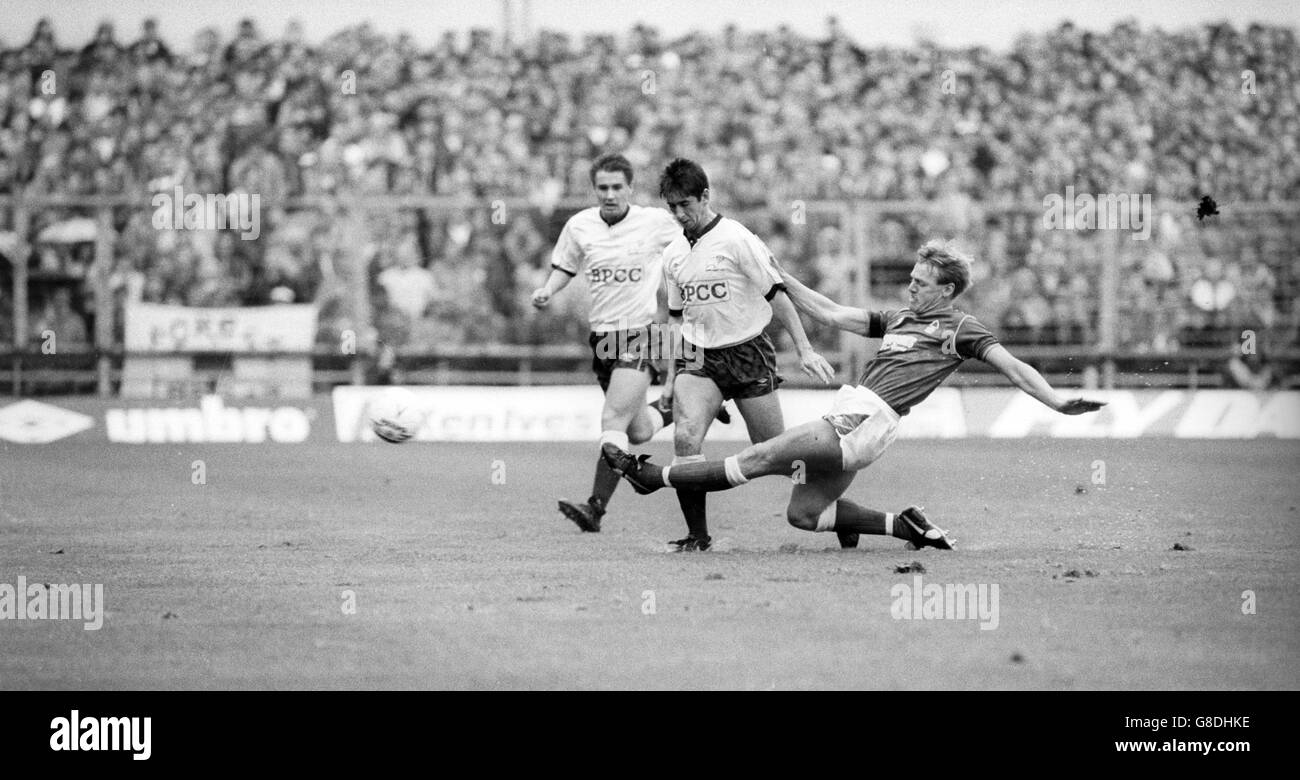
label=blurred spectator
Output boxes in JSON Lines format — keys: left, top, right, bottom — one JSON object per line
{"left": 1001, "top": 268, "right": 1053, "bottom": 343}
{"left": 376, "top": 236, "right": 436, "bottom": 323}
{"left": 1189, "top": 258, "right": 1238, "bottom": 327}
{"left": 128, "top": 18, "right": 172, "bottom": 65}
{"left": 77, "top": 22, "right": 122, "bottom": 72}
{"left": 224, "top": 18, "right": 264, "bottom": 68}
{"left": 31, "top": 286, "right": 89, "bottom": 345}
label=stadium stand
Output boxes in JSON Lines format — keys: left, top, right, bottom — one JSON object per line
{"left": 0, "top": 17, "right": 1296, "bottom": 391}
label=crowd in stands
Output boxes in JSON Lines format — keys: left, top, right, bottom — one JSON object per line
{"left": 0, "top": 16, "right": 1295, "bottom": 361}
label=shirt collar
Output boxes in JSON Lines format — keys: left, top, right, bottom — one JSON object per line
{"left": 686, "top": 213, "right": 723, "bottom": 245}
{"left": 600, "top": 206, "right": 631, "bottom": 227}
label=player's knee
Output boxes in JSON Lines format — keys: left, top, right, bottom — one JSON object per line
{"left": 601, "top": 406, "right": 636, "bottom": 436}
{"left": 673, "top": 421, "right": 707, "bottom": 450}
{"left": 786, "top": 505, "right": 819, "bottom": 531}
{"left": 627, "top": 418, "right": 655, "bottom": 445}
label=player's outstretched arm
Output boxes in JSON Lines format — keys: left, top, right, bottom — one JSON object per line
{"left": 982, "top": 344, "right": 1106, "bottom": 414}
{"left": 772, "top": 260, "right": 870, "bottom": 335}
{"left": 769, "top": 290, "right": 835, "bottom": 383}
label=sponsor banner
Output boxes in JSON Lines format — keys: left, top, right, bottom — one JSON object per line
{"left": 105, "top": 396, "right": 321, "bottom": 443}
{"left": 961, "top": 389, "right": 1300, "bottom": 439}
{"left": 333, "top": 386, "right": 1300, "bottom": 442}
{"left": 333, "top": 386, "right": 961, "bottom": 444}
{"left": 124, "top": 302, "right": 317, "bottom": 353}
{"left": 3, "top": 389, "right": 1296, "bottom": 444}
{"left": 0, "top": 396, "right": 334, "bottom": 444}
{"left": 335, "top": 386, "right": 603, "bottom": 443}
{"left": 0, "top": 400, "right": 95, "bottom": 444}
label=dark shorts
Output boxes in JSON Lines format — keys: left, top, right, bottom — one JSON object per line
{"left": 589, "top": 327, "right": 657, "bottom": 393}
{"left": 675, "top": 333, "right": 783, "bottom": 400}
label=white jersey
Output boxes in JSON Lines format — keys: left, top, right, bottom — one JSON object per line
{"left": 550, "top": 204, "right": 683, "bottom": 332}
{"left": 664, "top": 215, "right": 785, "bottom": 348}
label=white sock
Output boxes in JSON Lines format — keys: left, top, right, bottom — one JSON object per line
{"left": 600, "top": 430, "right": 630, "bottom": 451}
{"left": 815, "top": 503, "right": 836, "bottom": 532}
{"left": 723, "top": 455, "right": 749, "bottom": 486}
{"left": 884, "top": 512, "right": 895, "bottom": 537}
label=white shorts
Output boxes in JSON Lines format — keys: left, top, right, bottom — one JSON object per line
{"left": 822, "top": 385, "right": 900, "bottom": 471}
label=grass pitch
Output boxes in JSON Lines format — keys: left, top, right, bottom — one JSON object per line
{"left": 2, "top": 436, "right": 1297, "bottom": 690}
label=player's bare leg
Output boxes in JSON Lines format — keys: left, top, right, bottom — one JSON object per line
{"left": 786, "top": 468, "right": 859, "bottom": 546}
{"left": 668, "top": 373, "right": 723, "bottom": 550}
{"left": 733, "top": 392, "right": 784, "bottom": 444}
{"left": 785, "top": 463, "right": 953, "bottom": 550}
{"left": 650, "top": 391, "right": 784, "bottom": 548}
{"left": 605, "top": 418, "right": 843, "bottom": 493}
{"left": 559, "top": 366, "right": 670, "bottom": 533}
{"left": 607, "top": 367, "right": 666, "bottom": 446}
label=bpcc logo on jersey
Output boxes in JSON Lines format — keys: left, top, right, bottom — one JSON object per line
{"left": 587, "top": 266, "right": 644, "bottom": 284}
{"left": 680, "top": 280, "right": 731, "bottom": 304}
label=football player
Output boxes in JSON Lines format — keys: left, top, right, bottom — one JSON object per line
{"left": 654, "top": 158, "right": 834, "bottom": 551}
{"left": 605, "top": 239, "right": 1105, "bottom": 549}
{"left": 532, "top": 154, "right": 685, "bottom": 533}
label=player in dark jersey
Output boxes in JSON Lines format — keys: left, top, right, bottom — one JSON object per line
{"left": 602, "top": 240, "right": 1106, "bottom": 550}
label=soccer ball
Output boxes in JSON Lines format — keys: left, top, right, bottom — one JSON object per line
{"left": 368, "top": 388, "right": 425, "bottom": 444}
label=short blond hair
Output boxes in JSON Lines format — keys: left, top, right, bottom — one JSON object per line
{"left": 917, "top": 240, "right": 974, "bottom": 297}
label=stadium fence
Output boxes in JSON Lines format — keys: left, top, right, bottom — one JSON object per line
{"left": 2, "top": 194, "right": 1296, "bottom": 397}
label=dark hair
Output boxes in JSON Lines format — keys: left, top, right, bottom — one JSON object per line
{"left": 589, "top": 153, "right": 634, "bottom": 186}
{"left": 916, "top": 239, "right": 974, "bottom": 298}
{"left": 658, "top": 158, "right": 709, "bottom": 199}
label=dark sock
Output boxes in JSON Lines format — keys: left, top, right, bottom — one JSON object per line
{"left": 652, "top": 402, "right": 672, "bottom": 427}
{"left": 625, "top": 458, "right": 667, "bottom": 488}
{"left": 588, "top": 455, "right": 620, "bottom": 515}
{"left": 676, "top": 489, "right": 709, "bottom": 538}
{"left": 664, "top": 460, "right": 734, "bottom": 492}
{"left": 832, "top": 499, "right": 896, "bottom": 537}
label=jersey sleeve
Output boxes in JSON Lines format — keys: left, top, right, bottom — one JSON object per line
{"left": 736, "top": 229, "right": 784, "bottom": 299}
{"left": 549, "top": 217, "right": 583, "bottom": 277}
{"left": 866, "top": 309, "right": 900, "bottom": 338}
{"left": 956, "top": 314, "right": 1000, "bottom": 360}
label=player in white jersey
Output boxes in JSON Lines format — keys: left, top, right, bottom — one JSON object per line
{"left": 655, "top": 158, "right": 834, "bottom": 550}
{"left": 531, "top": 154, "right": 686, "bottom": 532}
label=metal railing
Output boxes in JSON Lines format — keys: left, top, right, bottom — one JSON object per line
{"left": 3, "top": 194, "right": 1296, "bottom": 396}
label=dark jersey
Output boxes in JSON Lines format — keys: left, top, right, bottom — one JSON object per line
{"left": 857, "top": 306, "right": 1000, "bottom": 416}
